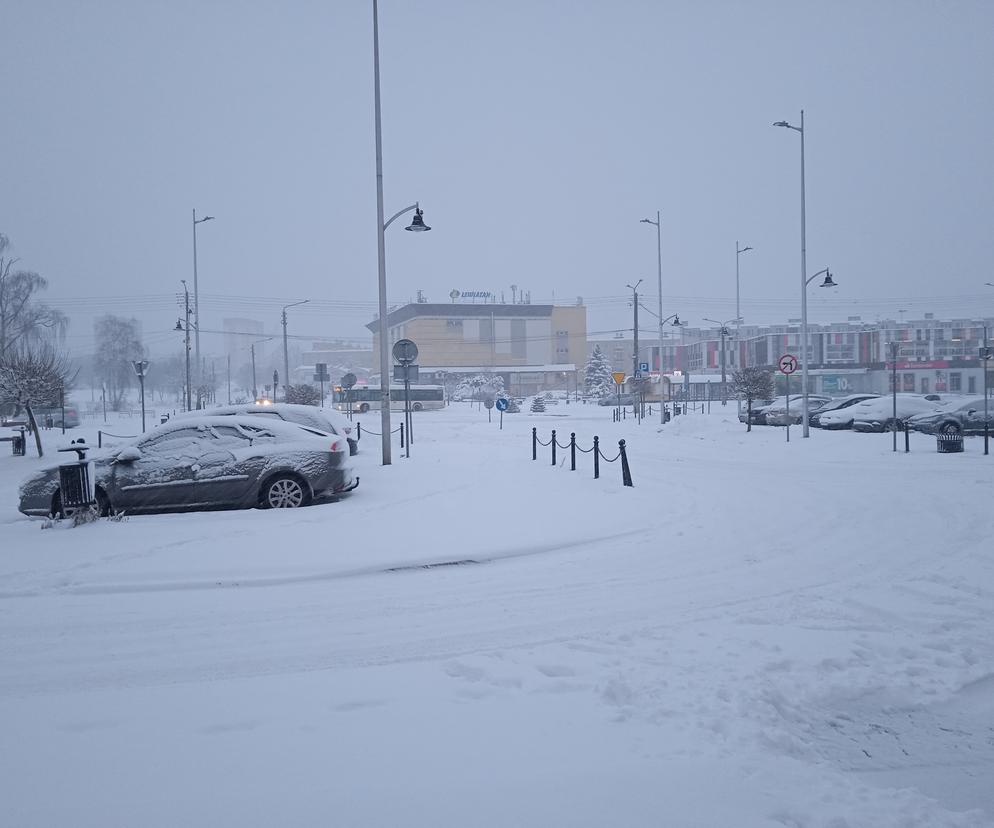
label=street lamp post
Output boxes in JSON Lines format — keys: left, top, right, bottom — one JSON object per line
{"left": 774, "top": 111, "right": 814, "bottom": 436}
{"left": 192, "top": 210, "right": 214, "bottom": 390}
{"left": 798, "top": 267, "right": 837, "bottom": 433}
{"left": 132, "top": 360, "right": 149, "bottom": 432}
{"left": 704, "top": 317, "right": 739, "bottom": 404}
{"left": 282, "top": 300, "right": 309, "bottom": 402}
{"left": 372, "top": 0, "right": 431, "bottom": 466}
{"left": 640, "top": 212, "right": 665, "bottom": 424}
{"left": 735, "top": 242, "right": 753, "bottom": 376}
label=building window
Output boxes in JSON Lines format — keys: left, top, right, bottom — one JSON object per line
{"left": 446, "top": 320, "right": 463, "bottom": 330}
{"left": 950, "top": 372, "right": 962, "bottom": 392}
{"left": 968, "top": 376, "right": 977, "bottom": 393}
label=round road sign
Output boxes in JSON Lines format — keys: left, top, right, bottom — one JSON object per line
{"left": 484, "top": 399, "right": 495, "bottom": 410}
{"left": 495, "top": 398, "right": 509, "bottom": 411}
{"left": 392, "top": 338, "right": 419, "bottom": 364}
{"left": 341, "top": 372, "right": 357, "bottom": 389}
{"left": 778, "top": 354, "right": 798, "bottom": 374}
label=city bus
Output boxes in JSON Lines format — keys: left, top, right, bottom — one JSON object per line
{"left": 333, "top": 384, "right": 445, "bottom": 413}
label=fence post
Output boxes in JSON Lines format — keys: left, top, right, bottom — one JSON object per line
{"left": 905, "top": 421, "right": 910, "bottom": 453}
{"left": 551, "top": 429, "right": 557, "bottom": 466}
{"left": 400, "top": 422, "right": 405, "bottom": 448}
{"left": 593, "top": 435, "right": 600, "bottom": 479}
{"left": 532, "top": 427, "right": 537, "bottom": 460}
{"left": 619, "top": 439, "right": 633, "bottom": 487}
{"left": 570, "top": 432, "right": 576, "bottom": 470}
{"left": 357, "top": 422, "right": 361, "bottom": 442}
{"left": 98, "top": 430, "right": 102, "bottom": 448}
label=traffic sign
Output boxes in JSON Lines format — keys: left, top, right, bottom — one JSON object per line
{"left": 495, "top": 398, "right": 509, "bottom": 411}
{"left": 778, "top": 354, "right": 798, "bottom": 374}
{"left": 484, "top": 399, "right": 495, "bottom": 410}
{"left": 612, "top": 371, "right": 627, "bottom": 385}
{"left": 341, "top": 372, "right": 357, "bottom": 389}
{"left": 392, "top": 338, "right": 418, "bottom": 364}
{"left": 639, "top": 361, "right": 649, "bottom": 372}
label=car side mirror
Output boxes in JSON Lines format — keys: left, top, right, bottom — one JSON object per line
{"left": 115, "top": 447, "right": 142, "bottom": 463}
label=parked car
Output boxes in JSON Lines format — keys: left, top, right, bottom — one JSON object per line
{"left": 762, "top": 395, "right": 832, "bottom": 426}
{"left": 809, "top": 394, "right": 881, "bottom": 429}
{"left": 599, "top": 393, "right": 636, "bottom": 406}
{"left": 175, "top": 403, "right": 357, "bottom": 455}
{"left": 907, "top": 397, "right": 993, "bottom": 434}
{"left": 841, "top": 395, "right": 944, "bottom": 432}
{"left": 738, "top": 398, "right": 775, "bottom": 424}
{"left": 30, "top": 405, "right": 81, "bottom": 429}
{"left": 18, "top": 415, "right": 356, "bottom": 518}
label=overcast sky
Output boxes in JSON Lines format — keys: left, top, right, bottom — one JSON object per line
{"left": 2, "top": 0, "right": 993, "bottom": 360}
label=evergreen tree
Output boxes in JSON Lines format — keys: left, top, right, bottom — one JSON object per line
{"left": 584, "top": 345, "right": 615, "bottom": 398}
{"left": 530, "top": 396, "right": 546, "bottom": 413}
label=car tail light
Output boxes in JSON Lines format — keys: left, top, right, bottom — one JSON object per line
{"left": 331, "top": 440, "right": 341, "bottom": 452}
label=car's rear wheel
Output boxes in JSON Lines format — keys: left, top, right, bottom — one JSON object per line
{"left": 262, "top": 475, "right": 310, "bottom": 509}
{"left": 884, "top": 418, "right": 900, "bottom": 432}
{"left": 359, "top": 403, "right": 370, "bottom": 413}
{"left": 412, "top": 402, "right": 423, "bottom": 412}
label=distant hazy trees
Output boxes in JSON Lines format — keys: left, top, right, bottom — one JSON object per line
{"left": 94, "top": 315, "right": 145, "bottom": 411}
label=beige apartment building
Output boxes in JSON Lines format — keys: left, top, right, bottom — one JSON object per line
{"left": 367, "top": 301, "right": 587, "bottom": 396}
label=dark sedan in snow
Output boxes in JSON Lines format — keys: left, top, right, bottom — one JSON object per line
{"left": 18, "top": 416, "right": 356, "bottom": 518}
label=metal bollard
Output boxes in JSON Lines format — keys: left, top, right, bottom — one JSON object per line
{"left": 532, "top": 427, "right": 537, "bottom": 460}
{"left": 357, "top": 422, "right": 361, "bottom": 441}
{"left": 400, "top": 422, "right": 405, "bottom": 448}
{"left": 551, "top": 429, "right": 557, "bottom": 466}
{"left": 904, "top": 421, "right": 910, "bottom": 453}
{"left": 619, "top": 439, "right": 633, "bottom": 487}
{"left": 593, "top": 435, "right": 600, "bottom": 479}
{"left": 570, "top": 432, "right": 576, "bottom": 471}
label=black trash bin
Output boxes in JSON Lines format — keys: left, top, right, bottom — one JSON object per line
{"left": 936, "top": 433, "right": 964, "bottom": 453}
{"left": 11, "top": 431, "right": 25, "bottom": 456}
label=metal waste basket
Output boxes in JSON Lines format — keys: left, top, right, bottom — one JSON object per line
{"left": 57, "top": 440, "right": 95, "bottom": 510}
{"left": 936, "top": 432, "right": 964, "bottom": 453}
{"left": 11, "top": 431, "right": 26, "bottom": 456}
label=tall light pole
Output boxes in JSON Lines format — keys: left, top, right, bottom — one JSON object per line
{"left": 192, "top": 210, "right": 214, "bottom": 389}
{"left": 735, "top": 242, "right": 753, "bottom": 370}
{"left": 282, "top": 300, "right": 309, "bottom": 402}
{"left": 704, "top": 317, "right": 739, "bottom": 404}
{"left": 372, "top": 0, "right": 431, "bottom": 465}
{"left": 641, "top": 212, "right": 665, "bottom": 424}
{"left": 775, "top": 111, "right": 813, "bottom": 435}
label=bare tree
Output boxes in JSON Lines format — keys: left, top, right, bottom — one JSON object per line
{"left": 0, "top": 345, "right": 77, "bottom": 456}
{"left": 732, "top": 367, "right": 774, "bottom": 432}
{"left": 0, "top": 234, "right": 68, "bottom": 358}
{"left": 94, "top": 315, "right": 144, "bottom": 411}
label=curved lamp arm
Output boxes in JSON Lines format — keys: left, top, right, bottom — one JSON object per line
{"left": 384, "top": 202, "right": 420, "bottom": 231}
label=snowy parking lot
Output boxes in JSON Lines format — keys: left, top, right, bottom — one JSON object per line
{"left": 1, "top": 403, "right": 992, "bottom": 827}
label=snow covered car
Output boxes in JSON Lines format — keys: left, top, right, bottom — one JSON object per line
{"left": 737, "top": 398, "right": 775, "bottom": 424}
{"left": 907, "top": 397, "right": 993, "bottom": 434}
{"left": 18, "top": 416, "right": 356, "bottom": 518}
{"left": 174, "top": 403, "right": 357, "bottom": 455}
{"left": 808, "top": 394, "right": 881, "bottom": 428}
{"left": 762, "top": 395, "right": 832, "bottom": 426}
{"left": 842, "top": 394, "right": 944, "bottom": 433}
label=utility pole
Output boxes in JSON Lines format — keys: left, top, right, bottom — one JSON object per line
{"left": 282, "top": 300, "right": 309, "bottom": 403}
{"left": 179, "top": 280, "right": 192, "bottom": 412}
{"left": 627, "top": 280, "right": 642, "bottom": 380}
{"left": 227, "top": 354, "right": 231, "bottom": 405}
{"left": 641, "top": 212, "right": 665, "bottom": 424}
{"left": 251, "top": 342, "right": 258, "bottom": 400}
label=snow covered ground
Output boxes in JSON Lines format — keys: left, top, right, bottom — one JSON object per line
{"left": 1, "top": 403, "right": 992, "bottom": 827}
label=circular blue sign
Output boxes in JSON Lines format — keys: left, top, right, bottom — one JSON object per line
{"left": 495, "top": 398, "right": 509, "bottom": 411}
